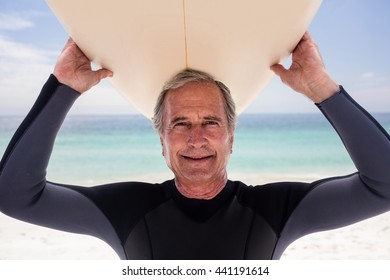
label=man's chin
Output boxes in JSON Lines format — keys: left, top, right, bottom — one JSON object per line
{"left": 178, "top": 168, "right": 227, "bottom": 185}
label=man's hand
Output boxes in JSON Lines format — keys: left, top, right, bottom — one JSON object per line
{"left": 271, "top": 31, "right": 339, "bottom": 103}
{"left": 53, "top": 37, "right": 113, "bottom": 93}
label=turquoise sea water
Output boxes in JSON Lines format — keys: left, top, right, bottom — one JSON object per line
{"left": 1, "top": 113, "right": 389, "bottom": 185}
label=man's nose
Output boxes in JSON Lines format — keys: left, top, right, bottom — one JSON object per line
{"left": 188, "top": 125, "right": 207, "bottom": 148}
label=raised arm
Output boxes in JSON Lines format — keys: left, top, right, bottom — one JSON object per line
{"left": 271, "top": 31, "right": 390, "bottom": 258}
{"left": 0, "top": 39, "right": 124, "bottom": 257}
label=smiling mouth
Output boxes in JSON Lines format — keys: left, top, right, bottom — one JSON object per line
{"left": 182, "top": 155, "right": 213, "bottom": 161}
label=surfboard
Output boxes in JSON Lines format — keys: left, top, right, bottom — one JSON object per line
{"left": 46, "top": 0, "right": 322, "bottom": 118}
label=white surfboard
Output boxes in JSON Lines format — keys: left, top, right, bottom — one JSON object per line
{"left": 46, "top": 0, "right": 322, "bottom": 118}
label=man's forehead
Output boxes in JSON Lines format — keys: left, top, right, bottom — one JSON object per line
{"left": 166, "top": 82, "right": 223, "bottom": 104}
{"left": 166, "top": 93, "right": 224, "bottom": 112}
{"left": 163, "top": 83, "right": 226, "bottom": 121}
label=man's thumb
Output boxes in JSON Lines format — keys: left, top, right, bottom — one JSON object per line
{"left": 270, "top": 64, "right": 287, "bottom": 77}
{"left": 97, "top": 68, "right": 114, "bottom": 80}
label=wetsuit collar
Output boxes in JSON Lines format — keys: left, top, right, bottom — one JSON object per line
{"left": 169, "top": 180, "right": 236, "bottom": 222}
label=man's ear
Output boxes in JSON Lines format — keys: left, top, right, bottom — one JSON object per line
{"left": 229, "top": 134, "right": 234, "bottom": 154}
{"left": 160, "top": 136, "right": 165, "bottom": 156}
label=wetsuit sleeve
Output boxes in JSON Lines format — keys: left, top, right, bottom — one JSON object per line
{"left": 275, "top": 87, "right": 390, "bottom": 258}
{"left": 0, "top": 76, "right": 123, "bottom": 257}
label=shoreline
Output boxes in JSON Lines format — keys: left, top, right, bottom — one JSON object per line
{"left": 46, "top": 170, "right": 354, "bottom": 187}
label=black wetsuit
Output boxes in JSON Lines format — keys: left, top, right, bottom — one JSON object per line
{"left": 1, "top": 75, "right": 390, "bottom": 259}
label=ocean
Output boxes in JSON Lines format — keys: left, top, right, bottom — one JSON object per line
{"left": 1, "top": 113, "right": 389, "bottom": 186}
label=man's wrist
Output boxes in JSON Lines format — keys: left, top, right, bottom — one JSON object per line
{"left": 310, "top": 77, "right": 340, "bottom": 104}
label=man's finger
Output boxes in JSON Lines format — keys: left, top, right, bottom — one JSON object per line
{"left": 98, "top": 68, "right": 114, "bottom": 79}
{"left": 93, "top": 69, "right": 114, "bottom": 86}
{"left": 270, "top": 64, "right": 287, "bottom": 77}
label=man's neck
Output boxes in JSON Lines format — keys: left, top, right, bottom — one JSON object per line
{"left": 174, "top": 176, "right": 228, "bottom": 200}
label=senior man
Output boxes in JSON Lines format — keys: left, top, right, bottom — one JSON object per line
{"left": 0, "top": 32, "right": 390, "bottom": 259}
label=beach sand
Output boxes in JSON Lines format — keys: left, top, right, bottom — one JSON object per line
{"left": 1, "top": 173, "right": 389, "bottom": 260}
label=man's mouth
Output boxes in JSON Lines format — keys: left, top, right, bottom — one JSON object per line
{"left": 181, "top": 155, "right": 213, "bottom": 161}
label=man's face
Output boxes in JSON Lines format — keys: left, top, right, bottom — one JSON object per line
{"left": 160, "top": 82, "right": 234, "bottom": 187}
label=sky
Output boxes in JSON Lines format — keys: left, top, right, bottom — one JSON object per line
{"left": 0, "top": 0, "right": 389, "bottom": 116}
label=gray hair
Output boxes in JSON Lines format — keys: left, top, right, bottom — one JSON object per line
{"left": 152, "top": 68, "right": 236, "bottom": 134}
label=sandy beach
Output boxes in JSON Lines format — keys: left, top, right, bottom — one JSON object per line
{"left": 1, "top": 210, "right": 390, "bottom": 260}
{"left": 1, "top": 173, "right": 389, "bottom": 260}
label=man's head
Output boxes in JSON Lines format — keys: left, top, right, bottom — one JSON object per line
{"left": 153, "top": 69, "right": 236, "bottom": 135}
{"left": 153, "top": 69, "right": 237, "bottom": 195}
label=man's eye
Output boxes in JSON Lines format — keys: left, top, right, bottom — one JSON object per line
{"left": 174, "top": 122, "right": 190, "bottom": 128}
{"left": 204, "top": 121, "right": 218, "bottom": 126}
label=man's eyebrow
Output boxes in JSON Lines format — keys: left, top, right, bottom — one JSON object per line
{"left": 169, "top": 115, "right": 223, "bottom": 125}
{"left": 169, "top": 116, "right": 188, "bottom": 124}
{"left": 203, "top": 115, "right": 223, "bottom": 122}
